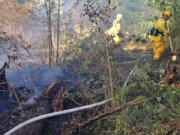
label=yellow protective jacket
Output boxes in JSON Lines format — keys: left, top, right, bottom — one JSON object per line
{"left": 150, "top": 18, "right": 168, "bottom": 41}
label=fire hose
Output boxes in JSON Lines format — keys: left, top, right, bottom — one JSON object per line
{"left": 4, "top": 99, "right": 112, "bottom": 135}
{"left": 3, "top": 64, "right": 138, "bottom": 135}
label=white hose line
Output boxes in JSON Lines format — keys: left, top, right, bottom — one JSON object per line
{"left": 122, "top": 65, "right": 136, "bottom": 91}
{"left": 4, "top": 99, "right": 112, "bottom": 135}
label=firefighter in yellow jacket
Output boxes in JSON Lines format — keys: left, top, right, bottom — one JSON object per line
{"left": 150, "top": 10, "right": 171, "bottom": 60}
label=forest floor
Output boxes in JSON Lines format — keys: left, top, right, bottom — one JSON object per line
{"left": 1, "top": 40, "right": 180, "bottom": 135}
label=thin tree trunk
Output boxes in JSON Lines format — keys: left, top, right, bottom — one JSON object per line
{"left": 56, "top": 0, "right": 60, "bottom": 64}
{"left": 45, "top": 0, "right": 53, "bottom": 67}
{"left": 105, "top": 0, "right": 115, "bottom": 108}
{"left": 105, "top": 39, "right": 115, "bottom": 108}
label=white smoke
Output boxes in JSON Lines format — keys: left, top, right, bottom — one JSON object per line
{"left": 6, "top": 64, "right": 64, "bottom": 92}
{"left": 0, "top": 55, "right": 8, "bottom": 69}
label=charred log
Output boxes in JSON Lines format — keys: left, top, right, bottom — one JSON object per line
{"left": 45, "top": 80, "right": 68, "bottom": 112}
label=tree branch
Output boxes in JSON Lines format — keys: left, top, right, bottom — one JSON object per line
{"left": 73, "top": 99, "right": 149, "bottom": 130}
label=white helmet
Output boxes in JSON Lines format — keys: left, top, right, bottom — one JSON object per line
{"left": 116, "top": 14, "right": 122, "bottom": 20}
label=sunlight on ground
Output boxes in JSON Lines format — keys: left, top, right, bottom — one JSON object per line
{"left": 123, "top": 42, "right": 152, "bottom": 52}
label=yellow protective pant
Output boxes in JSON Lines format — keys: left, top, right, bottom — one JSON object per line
{"left": 152, "top": 41, "right": 165, "bottom": 60}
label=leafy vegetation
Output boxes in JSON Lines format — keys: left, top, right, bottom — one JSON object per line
{"left": 0, "top": 0, "right": 180, "bottom": 135}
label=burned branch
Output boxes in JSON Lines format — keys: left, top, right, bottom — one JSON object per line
{"left": 71, "top": 99, "right": 149, "bottom": 132}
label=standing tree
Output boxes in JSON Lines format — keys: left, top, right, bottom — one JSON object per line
{"left": 56, "top": 0, "right": 60, "bottom": 64}
{"left": 45, "top": 0, "right": 53, "bottom": 66}
{"left": 81, "top": 0, "right": 121, "bottom": 107}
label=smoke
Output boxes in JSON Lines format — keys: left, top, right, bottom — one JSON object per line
{"left": 0, "top": 55, "right": 8, "bottom": 69}
{"left": 6, "top": 64, "right": 64, "bottom": 93}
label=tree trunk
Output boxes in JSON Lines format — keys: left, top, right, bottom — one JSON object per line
{"left": 56, "top": 0, "right": 60, "bottom": 64}
{"left": 45, "top": 0, "right": 53, "bottom": 67}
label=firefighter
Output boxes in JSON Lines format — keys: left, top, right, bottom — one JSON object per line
{"left": 150, "top": 10, "right": 171, "bottom": 60}
{"left": 105, "top": 14, "right": 122, "bottom": 44}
